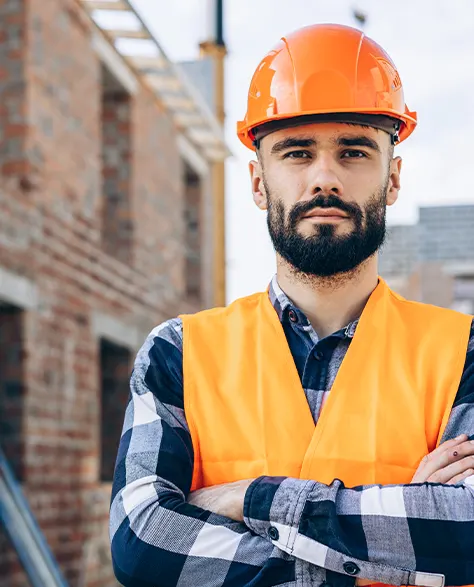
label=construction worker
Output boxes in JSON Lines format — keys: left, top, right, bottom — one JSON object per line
{"left": 110, "top": 24, "right": 474, "bottom": 587}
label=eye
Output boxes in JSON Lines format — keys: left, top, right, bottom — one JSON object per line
{"left": 342, "top": 149, "right": 367, "bottom": 159}
{"left": 283, "top": 150, "right": 311, "bottom": 159}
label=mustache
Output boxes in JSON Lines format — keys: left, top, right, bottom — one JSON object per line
{"left": 288, "top": 194, "right": 362, "bottom": 226}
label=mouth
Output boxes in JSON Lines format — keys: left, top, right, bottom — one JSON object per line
{"left": 301, "top": 208, "right": 349, "bottom": 221}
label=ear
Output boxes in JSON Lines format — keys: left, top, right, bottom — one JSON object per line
{"left": 387, "top": 156, "right": 402, "bottom": 207}
{"left": 249, "top": 159, "right": 268, "bottom": 211}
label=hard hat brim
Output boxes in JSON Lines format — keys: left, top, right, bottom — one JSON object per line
{"left": 237, "top": 108, "right": 418, "bottom": 151}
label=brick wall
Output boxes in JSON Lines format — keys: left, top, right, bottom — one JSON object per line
{"left": 0, "top": 0, "right": 206, "bottom": 585}
{"left": 0, "top": 0, "right": 28, "bottom": 181}
{"left": 130, "top": 87, "right": 186, "bottom": 308}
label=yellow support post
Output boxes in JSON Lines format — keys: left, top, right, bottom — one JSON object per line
{"left": 200, "top": 0, "right": 227, "bottom": 307}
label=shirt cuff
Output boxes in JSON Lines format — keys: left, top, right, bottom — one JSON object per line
{"left": 243, "top": 476, "right": 314, "bottom": 547}
{"left": 244, "top": 476, "right": 446, "bottom": 587}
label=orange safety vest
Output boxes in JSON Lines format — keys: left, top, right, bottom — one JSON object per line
{"left": 181, "top": 278, "right": 472, "bottom": 581}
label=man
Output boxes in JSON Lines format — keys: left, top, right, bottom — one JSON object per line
{"left": 110, "top": 24, "right": 474, "bottom": 587}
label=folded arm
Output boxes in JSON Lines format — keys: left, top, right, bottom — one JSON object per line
{"left": 110, "top": 321, "right": 310, "bottom": 587}
{"left": 244, "top": 473, "right": 474, "bottom": 586}
{"left": 244, "top": 341, "right": 474, "bottom": 587}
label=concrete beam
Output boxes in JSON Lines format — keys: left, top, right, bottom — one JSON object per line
{"left": 91, "top": 311, "right": 144, "bottom": 351}
{"left": 178, "top": 133, "right": 210, "bottom": 177}
{"left": 0, "top": 268, "right": 38, "bottom": 310}
{"left": 92, "top": 30, "right": 138, "bottom": 95}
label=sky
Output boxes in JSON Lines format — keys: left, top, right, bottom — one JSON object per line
{"left": 131, "top": 0, "right": 474, "bottom": 302}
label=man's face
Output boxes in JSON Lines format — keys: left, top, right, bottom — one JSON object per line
{"left": 250, "top": 122, "right": 402, "bottom": 277}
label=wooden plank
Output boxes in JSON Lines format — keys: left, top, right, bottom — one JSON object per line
{"left": 174, "top": 112, "right": 206, "bottom": 128}
{"left": 106, "top": 28, "right": 148, "bottom": 39}
{"left": 127, "top": 54, "right": 167, "bottom": 71}
{"left": 81, "top": 1, "right": 130, "bottom": 11}
{"left": 162, "top": 94, "right": 196, "bottom": 111}
{"left": 144, "top": 73, "right": 182, "bottom": 93}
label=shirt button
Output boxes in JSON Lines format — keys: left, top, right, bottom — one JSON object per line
{"left": 288, "top": 310, "right": 298, "bottom": 323}
{"left": 314, "top": 350, "right": 324, "bottom": 361}
{"left": 268, "top": 526, "right": 279, "bottom": 541}
{"left": 343, "top": 562, "right": 360, "bottom": 576}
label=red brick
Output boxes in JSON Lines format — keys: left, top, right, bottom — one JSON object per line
{"left": 0, "top": 0, "right": 209, "bottom": 584}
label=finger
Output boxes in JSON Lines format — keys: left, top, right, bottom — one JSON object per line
{"left": 418, "top": 435, "right": 468, "bottom": 467}
{"left": 433, "top": 434, "right": 468, "bottom": 453}
{"left": 413, "top": 435, "right": 469, "bottom": 481}
{"left": 451, "top": 439, "right": 474, "bottom": 458}
{"left": 428, "top": 456, "right": 474, "bottom": 484}
{"left": 428, "top": 435, "right": 469, "bottom": 461}
{"left": 436, "top": 439, "right": 474, "bottom": 472}
{"left": 446, "top": 468, "right": 474, "bottom": 485}
{"left": 428, "top": 437, "right": 473, "bottom": 467}
{"left": 412, "top": 435, "right": 469, "bottom": 483}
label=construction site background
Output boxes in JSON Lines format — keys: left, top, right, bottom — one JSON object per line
{"left": 380, "top": 205, "right": 474, "bottom": 312}
{"left": 1, "top": 0, "right": 474, "bottom": 586}
{"left": 0, "top": 0, "right": 227, "bottom": 585}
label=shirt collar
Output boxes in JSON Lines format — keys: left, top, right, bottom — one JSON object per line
{"left": 268, "top": 274, "right": 296, "bottom": 322}
{"left": 268, "top": 274, "right": 359, "bottom": 339}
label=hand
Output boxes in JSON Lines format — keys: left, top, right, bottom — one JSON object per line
{"left": 188, "top": 479, "right": 255, "bottom": 522}
{"left": 411, "top": 434, "right": 474, "bottom": 484}
{"left": 355, "top": 437, "right": 474, "bottom": 586}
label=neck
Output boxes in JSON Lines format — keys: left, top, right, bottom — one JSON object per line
{"left": 276, "top": 256, "right": 379, "bottom": 339}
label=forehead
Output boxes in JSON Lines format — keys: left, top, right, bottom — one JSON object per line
{"left": 263, "top": 121, "right": 386, "bottom": 148}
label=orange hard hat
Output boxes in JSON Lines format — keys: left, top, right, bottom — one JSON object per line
{"left": 237, "top": 24, "right": 417, "bottom": 150}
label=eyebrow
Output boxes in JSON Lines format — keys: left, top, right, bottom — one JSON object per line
{"left": 269, "top": 134, "right": 381, "bottom": 155}
{"left": 336, "top": 135, "right": 381, "bottom": 153}
{"left": 270, "top": 137, "right": 316, "bottom": 155}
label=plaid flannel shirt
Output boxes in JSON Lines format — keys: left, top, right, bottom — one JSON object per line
{"left": 110, "top": 276, "right": 474, "bottom": 587}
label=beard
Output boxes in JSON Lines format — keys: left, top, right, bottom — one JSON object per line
{"left": 266, "top": 177, "right": 389, "bottom": 278}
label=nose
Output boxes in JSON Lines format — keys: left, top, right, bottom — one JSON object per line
{"left": 310, "top": 155, "right": 344, "bottom": 196}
